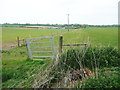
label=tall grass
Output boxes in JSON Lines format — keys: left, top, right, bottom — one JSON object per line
{"left": 58, "top": 46, "right": 119, "bottom": 71}
{"left": 2, "top": 45, "right": 119, "bottom": 88}
{"left": 75, "top": 67, "right": 120, "bottom": 88}
{"left": 39, "top": 46, "right": 120, "bottom": 88}
{"left": 2, "top": 46, "right": 49, "bottom": 88}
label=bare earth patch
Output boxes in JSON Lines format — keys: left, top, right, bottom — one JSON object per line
{"left": 2, "top": 43, "right": 18, "bottom": 50}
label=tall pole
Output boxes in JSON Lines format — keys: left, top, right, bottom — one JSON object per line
{"left": 67, "top": 14, "right": 69, "bottom": 31}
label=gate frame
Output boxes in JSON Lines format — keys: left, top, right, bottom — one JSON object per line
{"left": 25, "top": 36, "right": 56, "bottom": 60}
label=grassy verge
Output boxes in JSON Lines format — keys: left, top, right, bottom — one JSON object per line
{"left": 2, "top": 46, "right": 49, "bottom": 88}
{"left": 2, "top": 45, "right": 119, "bottom": 88}
{"left": 45, "top": 46, "right": 120, "bottom": 88}
{"left": 75, "top": 67, "right": 120, "bottom": 88}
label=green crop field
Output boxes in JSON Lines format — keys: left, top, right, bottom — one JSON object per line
{"left": 1, "top": 26, "right": 119, "bottom": 88}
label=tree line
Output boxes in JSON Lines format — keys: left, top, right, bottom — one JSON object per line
{"left": 0, "top": 23, "right": 118, "bottom": 28}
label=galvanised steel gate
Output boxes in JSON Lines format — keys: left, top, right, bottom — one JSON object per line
{"left": 25, "top": 37, "right": 56, "bottom": 60}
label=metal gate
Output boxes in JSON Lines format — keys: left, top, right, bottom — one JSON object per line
{"left": 25, "top": 36, "right": 56, "bottom": 60}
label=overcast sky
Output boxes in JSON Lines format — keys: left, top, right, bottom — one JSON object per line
{"left": 0, "top": 0, "right": 119, "bottom": 25}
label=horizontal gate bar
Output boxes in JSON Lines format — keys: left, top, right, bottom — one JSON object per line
{"left": 31, "top": 46, "right": 51, "bottom": 49}
{"left": 33, "top": 59, "right": 45, "bottom": 60}
{"left": 32, "top": 51, "right": 52, "bottom": 52}
{"left": 32, "top": 56, "right": 54, "bottom": 58}
{"left": 29, "top": 41, "right": 51, "bottom": 44}
{"left": 26, "top": 36, "right": 53, "bottom": 40}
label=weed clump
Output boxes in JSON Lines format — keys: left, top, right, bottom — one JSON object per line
{"left": 49, "top": 46, "right": 120, "bottom": 87}
{"left": 58, "top": 47, "right": 119, "bottom": 71}
{"left": 76, "top": 67, "right": 120, "bottom": 88}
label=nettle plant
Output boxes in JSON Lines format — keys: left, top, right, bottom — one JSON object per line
{"left": 58, "top": 46, "right": 119, "bottom": 71}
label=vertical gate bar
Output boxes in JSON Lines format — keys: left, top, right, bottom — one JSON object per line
{"left": 51, "top": 37, "right": 56, "bottom": 57}
{"left": 50, "top": 37, "right": 54, "bottom": 58}
{"left": 26, "top": 39, "right": 32, "bottom": 59}
{"left": 50, "top": 37, "right": 53, "bottom": 58}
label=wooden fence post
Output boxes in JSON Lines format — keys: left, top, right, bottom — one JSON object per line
{"left": 59, "top": 35, "right": 63, "bottom": 54}
{"left": 17, "top": 36, "right": 20, "bottom": 47}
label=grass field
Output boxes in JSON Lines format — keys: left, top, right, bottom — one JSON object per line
{"left": 2, "top": 27, "right": 118, "bottom": 48}
{"left": 2, "top": 26, "right": 119, "bottom": 88}
{"left": 2, "top": 27, "right": 72, "bottom": 44}
{"left": 55, "top": 27, "right": 118, "bottom": 48}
